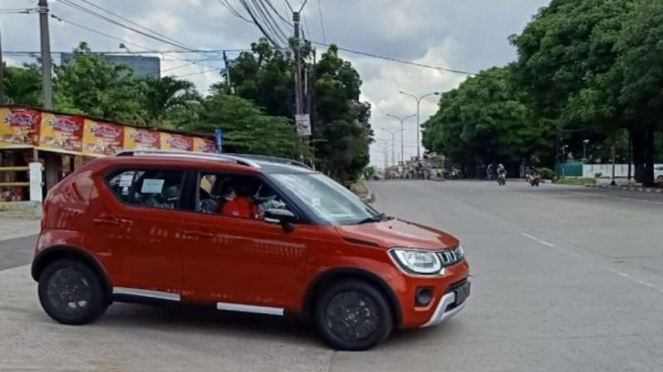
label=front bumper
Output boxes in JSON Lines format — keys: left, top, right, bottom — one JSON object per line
{"left": 421, "top": 291, "right": 466, "bottom": 327}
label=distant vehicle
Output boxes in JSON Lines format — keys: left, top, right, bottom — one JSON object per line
{"left": 32, "top": 150, "right": 470, "bottom": 351}
{"left": 656, "top": 165, "right": 663, "bottom": 180}
{"left": 497, "top": 173, "right": 506, "bottom": 186}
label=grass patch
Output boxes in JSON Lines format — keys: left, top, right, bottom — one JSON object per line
{"left": 553, "top": 177, "right": 597, "bottom": 185}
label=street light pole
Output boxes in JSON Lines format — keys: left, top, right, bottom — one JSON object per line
{"left": 378, "top": 128, "right": 403, "bottom": 167}
{"left": 399, "top": 91, "right": 440, "bottom": 159}
{"left": 38, "top": 0, "right": 53, "bottom": 109}
{"left": 387, "top": 113, "right": 416, "bottom": 165}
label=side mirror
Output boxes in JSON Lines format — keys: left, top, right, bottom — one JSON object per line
{"left": 264, "top": 209, "right": 296, "bottom": 232}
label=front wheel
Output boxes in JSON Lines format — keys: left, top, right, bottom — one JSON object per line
{"left": 315, "top": 280, "right": 393, "bottom": 351}
{"left": 38, "top": 259, "right": 108, "bottom": 325}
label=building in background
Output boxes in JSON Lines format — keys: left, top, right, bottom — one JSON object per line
{"left": 60, "top": 53, "right": 161, "bottom": 77}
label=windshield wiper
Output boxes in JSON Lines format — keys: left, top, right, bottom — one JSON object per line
{"left": 356, "top": 213, "right": 389, "bottom": 224}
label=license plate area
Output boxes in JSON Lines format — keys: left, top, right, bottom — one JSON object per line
{"left": 454, "top": 281, "right": 470, "bottom": 305}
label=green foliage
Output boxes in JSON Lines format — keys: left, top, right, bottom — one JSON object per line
{"left": 53, "top": 42, "right": 146, "bottom": 124}
{"left": 138, "top": 76, "right": 199, "bottom": 127}
{"left": 3, "top": 63, "right": 42, "bottom": 106}
{"left": 178, "top": 92, "right": 308, "bottom": 158}
{"left": 226, "top": 40, "right": 373, "bottom": 182}
{"left": 363, "top": 166, "right": 375, "bottom": 179}
{"left": 537, "top": 167, "right": 556, "bottom": 180}
{"left": 422, "top": 66, "right": 556, "bottom": 171}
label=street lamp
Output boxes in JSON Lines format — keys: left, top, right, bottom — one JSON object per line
{"left": 399, "top": 90, "right": 440, "bottom": 159}
{"left": 377, "top": 128, "right": 403, "bottom": 167}
{"left": 386, "top": 113, "right": 416, "bottom": 165}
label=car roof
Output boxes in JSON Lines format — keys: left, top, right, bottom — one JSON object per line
{"left": 107, "top": 150, "right": 316, "bottom": 174}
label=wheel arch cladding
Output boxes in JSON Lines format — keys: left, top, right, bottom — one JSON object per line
{"left": 32, "top": 246, "right": 112, "bottom": 301}
{"left": 303, "top": 268, "right": 402, "bottom": 326}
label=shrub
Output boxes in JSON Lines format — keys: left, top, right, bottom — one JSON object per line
{"left": 538, "top": 167, "right": 555, "bottom": 180}
{"left": 594, "top": 172, "right": 603, "bottom": 178}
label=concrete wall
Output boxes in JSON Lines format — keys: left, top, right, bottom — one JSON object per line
{"left": 582, "top": 164, "right": 663, "bottom": 178}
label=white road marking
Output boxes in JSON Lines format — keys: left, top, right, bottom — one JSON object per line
{"left": 520, "top": 233, "right": 582, "bottom": 258}
{"left": 609, "top": 268, "right": 659, "bottom": 290}
{"left": 570, "top": 192, "right": 663, "bottom": 206}
{"left": 521, "top": 233, "right": 555, "bottom": 247}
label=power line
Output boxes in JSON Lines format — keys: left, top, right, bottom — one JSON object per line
{"left": 316, "top": 0, "right": 326, "bottom": 42}
{"left": 252, "top": 0, "right": 289, "bottom": 44}
{"left": 216, "top": 0, "right": 252, "bottom": 23}
{"left": 50, "top": 14, "right": 224, "bottom": 73}
{"left": 311, "top": 41, "right": 489, "bottom": 77}
{"left": 74, "top": 0, "right": 189, "bottom": 48}
{"left": 238, "top": 0, "right": 280, "bottom": 46}
{"left": 264, "top": 0, "right": 292, "bottom": 26}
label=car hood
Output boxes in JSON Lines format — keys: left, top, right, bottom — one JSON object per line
{"left": 335, "top": 219, "right": 459, "bottom": 250}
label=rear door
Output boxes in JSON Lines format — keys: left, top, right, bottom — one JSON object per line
{"left": 87, "top": 166, "right": 188, "bottom": 301}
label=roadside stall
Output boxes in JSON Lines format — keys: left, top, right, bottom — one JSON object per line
{"left": 0, "top": 105, "right": 216, "bottom": 203}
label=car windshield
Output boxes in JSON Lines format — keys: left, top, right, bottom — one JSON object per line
{"left": 272, "top": 173, "right": 384, "bottom": 225}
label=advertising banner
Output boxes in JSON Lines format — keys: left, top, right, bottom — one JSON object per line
{"left": 161, "top": 133, "right": 193, "bottom": 152}
{"left": 0, "top": 107, "right": 41, "bottom": 147}
{"left": 39, "top": 113, "right": 85, "bottom": 153}
{"left": 82, "top": 119, "right": 125, "bottom": 156}
{"left": 194, "top": 137, "right": 216, "bottom": 153}
{"left": 124, "top": 127, "right": 161, "bottom": 150}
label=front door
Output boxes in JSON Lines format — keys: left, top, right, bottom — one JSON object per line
{"left": 181, "top": 171, "right": 317, "bottom": 312}
{"left": 91, "top": 167, "right": 187, "bottom": 300}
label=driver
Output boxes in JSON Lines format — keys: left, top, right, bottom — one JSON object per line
{"left": 220, "top": 181, "right": 261, "bottom": 219}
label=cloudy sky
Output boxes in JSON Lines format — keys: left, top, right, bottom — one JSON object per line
{"left": 1, "top": 0, "right": 550, "bottom": 166}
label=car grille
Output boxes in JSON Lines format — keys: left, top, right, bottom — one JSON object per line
{"left": 436, "top": 246, "right": 464, "bottom": 267}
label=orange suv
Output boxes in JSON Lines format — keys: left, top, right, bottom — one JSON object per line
{"left": 32, "top": 151, "right": 469, "bottom": 350}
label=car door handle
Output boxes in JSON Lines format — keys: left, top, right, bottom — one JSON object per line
{"left": 92, "top": 216, "right": 122, "bottom": 226}
{"left": 184, "top": 230, "right": 214, "bottom": 239}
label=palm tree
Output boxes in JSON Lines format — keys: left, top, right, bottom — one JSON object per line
{"left": 140, "top": 76, "right": 198, "bottom": 127}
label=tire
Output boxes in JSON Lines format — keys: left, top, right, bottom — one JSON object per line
{"left": 38, "top": 259, "right": 108, "bottom": 325}
{"left": 314, "top": 279, "right": 393, "bottom": 351}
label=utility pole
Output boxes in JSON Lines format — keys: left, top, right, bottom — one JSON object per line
{"left": 387, "top": 114, "right": 416, "bottom": 165}
{"left": 222, "top": 50, "right": 232, "bottom": 93}
{"left": 293, "top": 11, "right": 303, "bottom": 118}
{"left": 39, "top": 0, "right": 53, "bottom": 109}
{"left": 399, "top": 91, "right": 440, "bottom": 159}
{"left": 0, "top": 26, "right": 5, "bottom": 105}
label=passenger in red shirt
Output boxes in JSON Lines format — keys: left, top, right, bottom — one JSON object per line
{"left": 221, "top": 184, "right": 260, "bottom": 219}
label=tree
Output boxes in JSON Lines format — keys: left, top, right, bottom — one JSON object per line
{"left": 53, "top": 42, "right": 145, "bottom": 124}
{"left": 139, "top": 76, "right": 199, "bottom": 127}
{"left": 178, "top": 90, "right": 308, "bottom": 158}
{"left": 422, "top": 66, "right": 555, "bottom": 175}
{"left": 226, "top": 39, "right": 373, "bottom": 182}
{"left": 3, "top": 63, "right": 42, "bottom": 106}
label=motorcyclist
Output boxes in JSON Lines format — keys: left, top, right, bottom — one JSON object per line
{"left": 497, "top": 164, "right": 506, "bottom": 177}
{"left": 486, "top": 163, "right": 495, "bottom": 180}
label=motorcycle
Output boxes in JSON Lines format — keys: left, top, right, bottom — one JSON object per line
{"left": 497, "top": 173, "right": 506, "bottom": 186}
{"left": 527, "top": 173, "right": 541, "bottom": 187}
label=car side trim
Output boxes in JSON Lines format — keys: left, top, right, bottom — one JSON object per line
{"left": 112, "top": 287, "right": 181, "bottom": 301}
{"left": 216, "top": 302, "right": 284, "bottom": 316}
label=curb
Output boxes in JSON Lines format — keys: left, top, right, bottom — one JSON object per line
{"left": 584, "top": 184, "right": 663, "bottom": 194}
{"left": 361, "top": 180, "right": 374, "bottom": 203}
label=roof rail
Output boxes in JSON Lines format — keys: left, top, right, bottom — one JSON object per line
{"left": 224, "top": 153, "right": 313, "bottom": 169}
{"left": 114, "top": 150, "right": 261, "bottom": 168}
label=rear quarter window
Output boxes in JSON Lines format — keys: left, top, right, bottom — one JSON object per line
{"left": 105, "top": 169, "right": 186, "bottom": 210}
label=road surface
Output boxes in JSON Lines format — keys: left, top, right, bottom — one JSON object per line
{"left": 1, "top": 181, "right": 662, "bottom": 371}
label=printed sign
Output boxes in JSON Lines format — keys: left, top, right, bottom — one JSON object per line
{"left": 161, "top": 133, "right": 193, "bottom": 152}
{"left": 296, "top": 114, "right": 311, "bottom": 136}
{"left": 82, "top": 120, "right": 124, "bottom": 156}
{"left": 194, "top": 137, "right": 216, "bottom": 153}
{"left": 39, "top": 113, "right": 84, "bottom": 153}
{"left": 141, "top": 179, "right": 165, "bottom": 194}
{"left": 0, "top": 107, "right": 41, "bottom": 146}
{"left": 124, "top": 127, "right": 160, "bottom": 150}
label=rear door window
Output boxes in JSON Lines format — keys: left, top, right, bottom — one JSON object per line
{"left": 106, "top": 169, "right": 186, "bottom": 210}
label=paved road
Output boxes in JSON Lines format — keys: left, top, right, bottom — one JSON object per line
{"left": 0, "top": 235, "right": 37, "bottom": 271}
{"left": 1, "top": 181, "right": 662, "bottom": 371}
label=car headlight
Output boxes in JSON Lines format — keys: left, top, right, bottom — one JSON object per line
{"left": 389, "top": 249, "right": 442, "bottom": 275}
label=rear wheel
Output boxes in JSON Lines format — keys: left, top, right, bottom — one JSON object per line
{"left": 38, "top": 259, "right": 108, "bottom": 325}
{"left": 315, "top": 279, "right": 393, "bottom": 351}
